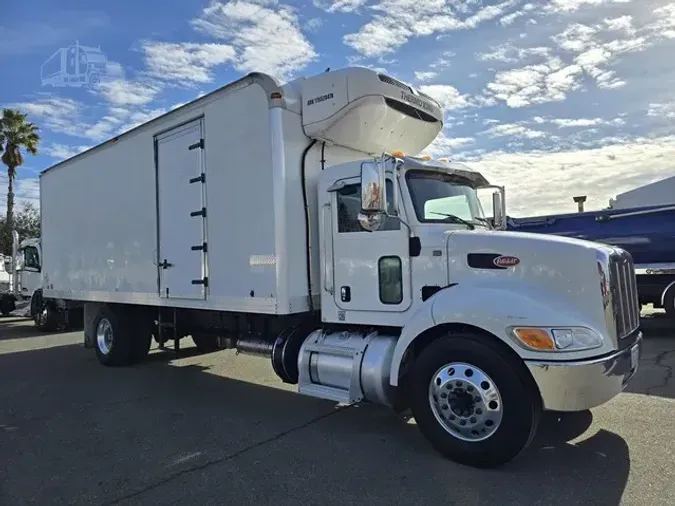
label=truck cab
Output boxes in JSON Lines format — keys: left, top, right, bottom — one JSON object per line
{"left": 308, "top": 147, "right": 642, "bottom": 467}
{"left": 0, "top": 233, "right": 43, "bottom": 316}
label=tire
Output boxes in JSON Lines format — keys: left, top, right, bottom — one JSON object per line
{"left": 192, "top": 333, "right": 219, "bottom": 353}
{"left": 408, "top": 334, "right": 541, "bottom": 469}
{"left": 663, "top": 284, "right": 675, "bottom": 319}
{"left": 93, "top": 305, "right": 134, "bottom": 367}
{"left": 34, "top": 301, "right": 60, "bottom": 332}
{"left": 0, "top": 296, "right": 15, "bottom": 316}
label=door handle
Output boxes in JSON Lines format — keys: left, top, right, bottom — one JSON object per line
{"left": 160, "top": 259, "right": 173, "bottom": 269}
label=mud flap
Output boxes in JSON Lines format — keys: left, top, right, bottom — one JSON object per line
{"left": 83, "top": 302, "right": 103, "bottom": 348}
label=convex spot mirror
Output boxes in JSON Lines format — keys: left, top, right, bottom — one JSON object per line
{"left": 359, "top": 160, "right": 387, "bottom": 232}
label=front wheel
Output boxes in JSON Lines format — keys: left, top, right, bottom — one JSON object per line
{"left": 409, "top": 334, "right": 541, "bottom": 468}
{"left": 34, "top": 302, "right": 60, "bottom": 331}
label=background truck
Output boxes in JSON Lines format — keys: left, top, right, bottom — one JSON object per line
{"left": 507, "top": 181, "right": 675, "bottom": 321}
{"left": 0, "top": 231, "right": 81, "bottom": 329}
{"left": 39, "top": 66, "right": 642, "bottom": 469}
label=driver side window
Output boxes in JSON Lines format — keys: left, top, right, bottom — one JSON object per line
{"left": 337, "top": 180, "right": 400, "bottom": 233}
{"left": 23, "top": 246, "right": 40, "bottom": 271}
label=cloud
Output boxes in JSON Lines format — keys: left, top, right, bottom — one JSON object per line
{"left": 549, "top": 117, "right": 622, "bottom": 127}
{"left": 343, "top": 0, "right": 519, "bottom": 57}
{"left": 304, "top": 17, "right": 323, "bottom": 32}
{"left": 465, "top": 135, "right": 675, "bottom": 217}
{"left": 98, "top": 78, "right": 162, "bottom": 106}
{"left": 429, "top": 51, "right": 455, "bottom": 69}
{"left": 421, "top": 132, "right": 476, "bottom": 158}
{"left": 648, "top": 102, "right": 675, "bottom": 119}
{"left": 549, "top": 13, "right": 674, "bottom": 91}
{"left": 190, "top": 0, "right": 317, "bottom": 80}
{"left": 6, "top": 96, "right": 166, "bottom": 143}
{"left": 419, "top": 84, "right": 472, "bottom": 111}
{"left": 313, "top": 0, "right": 367, "bottom": 13}
{"left": 484, "top": 55, "right": 583, "bottom": 108}
{"left": 545, "top": 0, "right": 631, "bottom": 14}
{"left": 500, "top": 10, "right": 525, "bottom": 26}
{"left": 415, "top": 71, "right": 438, "bottom": 82}
{"left": 482, "top": 123, "right": 546, "bottom": 139}
{"left": 476, "top": 43, "right": 551, "bottom": 64}
{"left": 42, "top": 144, "right": 92, "bottom": 161}
{"left": 6, "top": 97, "right": 92, "bottom": 139}
{"left": 418, "top": 84, "right": 494, "bottom": 112}
{"left": 0, "top": 175, "right": 40, "bottom": 213}
{"left": 140, "top": 42, "right": 236, "bottom": 85}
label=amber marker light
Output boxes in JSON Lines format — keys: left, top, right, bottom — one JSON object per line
{"left": 512, "top": 328, "right": 556, "bottom": 351}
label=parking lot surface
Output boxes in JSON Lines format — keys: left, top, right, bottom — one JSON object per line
{"left": 1, "top": 313, "right": 674, "bottom": 506}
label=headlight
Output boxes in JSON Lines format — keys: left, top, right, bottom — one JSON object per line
{"left": 508, "top": 326, "right": 603, "bottom": 352}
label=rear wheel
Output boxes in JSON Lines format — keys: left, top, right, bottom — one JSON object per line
{"left": 409, "top": 334, "right": 541, "bottom": 468}
{"left": 93, "top": 305, "right": 133, "bottom": 367}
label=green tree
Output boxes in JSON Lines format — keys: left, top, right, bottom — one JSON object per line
{"left": 1, "top": 108, "right": 40, "bottom": 253}
{"left": 0, "top": 202, "right": 41, "bottom": 254}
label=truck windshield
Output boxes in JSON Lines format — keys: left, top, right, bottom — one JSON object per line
{"left": 405, "top": 169, "right": 488, "bottom": 227}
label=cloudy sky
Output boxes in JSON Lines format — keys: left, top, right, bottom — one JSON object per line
{"left": 2, "top": 0, "right": 675, "bottom": 217}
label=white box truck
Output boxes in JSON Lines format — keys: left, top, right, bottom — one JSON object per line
{"left": 39, "top": 66, "right": 643, "bottom": 468}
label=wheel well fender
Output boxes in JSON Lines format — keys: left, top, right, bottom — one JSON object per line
{"left": 660, "top": 280, "right": 675, "bottom": 307}
{"left": 391, "top": 322, "right": 542, "bottom": 409}
{"left": 29, "top": 288, "right": 43, "bottom": 317}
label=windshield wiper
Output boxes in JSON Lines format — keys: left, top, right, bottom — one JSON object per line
{"left": 472, "top": 216, "right": 492, "bottom": 228}
{"left": 429, "top": 212, "right": 475, "bottom": 230}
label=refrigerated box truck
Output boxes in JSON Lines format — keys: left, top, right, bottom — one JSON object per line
{"left": 39, "top": 66, "right": 643, "bottom": 468}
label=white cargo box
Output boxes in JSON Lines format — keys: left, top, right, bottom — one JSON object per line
{"left": 40, "top": 73, "right": 314, "bottom": 315}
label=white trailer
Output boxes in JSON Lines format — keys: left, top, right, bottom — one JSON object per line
{"left": 39, "top": 67, "right": 643, "bottom": 468}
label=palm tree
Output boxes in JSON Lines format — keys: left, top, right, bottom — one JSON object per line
{"left": 0, "top": 108, "right": 40, "bottom": 252}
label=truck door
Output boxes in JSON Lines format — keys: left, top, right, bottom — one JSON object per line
{"left": 330, "top": 176, "right": 412, "bottom": 312}
{"left": 155, "top": 118, "right": 207, "bottom": 300}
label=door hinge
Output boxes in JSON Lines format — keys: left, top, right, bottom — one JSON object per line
{"left": 189, "top": 173, "right": 205, "bottom": 184}
{"left": 191, "top": 207, "right": 206, "bottom": 217}
{"left": 188, "top": 138, "right": 205, "bottom": 150}
{"left": 191, "top": 242, "right": 208, "bottom": 252}
{"left": 192, "top": 277, "right": 208, "bottom": 287}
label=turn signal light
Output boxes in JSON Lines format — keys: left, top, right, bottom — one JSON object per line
{"left": 512, "top": 328, "right": 555, "bottom": 351}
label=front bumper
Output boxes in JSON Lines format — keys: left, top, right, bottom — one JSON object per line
{"left": 525, "top": 330, "right": 643, "bottom": 412}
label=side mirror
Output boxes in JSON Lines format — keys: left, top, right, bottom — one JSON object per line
{"left": 360, "top": 160, "right": 387, "bottom": 214}
{"left": 492, "top": 188, "right": 506, "bottom": 230}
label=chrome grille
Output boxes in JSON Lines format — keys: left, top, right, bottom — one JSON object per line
{"left": 608, "top": 250, "right": 640, "bottom": 339}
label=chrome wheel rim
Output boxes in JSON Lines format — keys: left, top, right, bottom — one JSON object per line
{"left": 428, "top": 362, "right": 503, "bottom": 442}
{"left": 96, "top": 318, "right": 114, "bottom": 355}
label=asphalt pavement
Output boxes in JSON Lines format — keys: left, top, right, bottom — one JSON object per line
{"left": 1, "top": 312, "right": 674, "bottom": 506}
